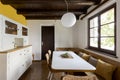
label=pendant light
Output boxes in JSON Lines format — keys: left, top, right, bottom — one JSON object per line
{"left": 61, "top": 0, "right": 76, "bottom": 28}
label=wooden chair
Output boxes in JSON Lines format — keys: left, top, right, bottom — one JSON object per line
{"left": 62, "top": 75, "right": 98, "bottom": 80}
{"left": 45, "top": 53, "right": 56, "bottom": 80}
{"left": 46, "top": 53, "right": 50, "bottom": 66}
{"left": 48, "top": 50, "right": 52, "bottom": 57}
{"left": 48, "top": 50, "right": 52, "bottom": 59}
{"left": 48, "top": 50, "right": 52, "bottom": 65}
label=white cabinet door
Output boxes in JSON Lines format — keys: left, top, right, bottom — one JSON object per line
{"left": 0, "top": 46, "right": 32, "bottom": 80}
{"left": 7, "top": 52, "right": 18, "bottom": 80}
{"left": 25, "top": 47, "right": 32, "bottom": 68}
{"left": 22, "top": 26, "right": 28, "bottom": 46}
{"left": 8, "top": 50, "right": 24, "bottom": 80}
{"left": 17, "top": 24, "right": 22, "bottom": 37}
{"left": 2, "top": 16, "right": 18, "bottom": 37}
{"left": 0, "top": 54, "right": 7, "bottom": 80}
{"left": 0, "top": 15, "right": 4, "bottom": 51}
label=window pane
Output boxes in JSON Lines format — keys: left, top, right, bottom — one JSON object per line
{"left": 90, "top": 28, "right": 98, "bottom": 37}
{"left": 101, "top": 23, "right": 114, "bottom": 36}
{"left": 90, "top": 17, "right": 98, "bottom": 28}
{"left": 101, "top": 37, "right": 114, "bottom": 50}
{"left": 90, "top": 38, "right": 98, "bottom": 47}
{"left": 94, "top": 17, "right": 98, "bottom": 27}
{"left": 90, "top": 19, "right": 94, "bottom": 28}
{"left": 101, "top": 8, "right": 114, "bottom": 25}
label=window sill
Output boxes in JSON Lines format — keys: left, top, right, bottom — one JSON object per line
{"left": 84, "top": 48, "right": 120, "bottom": 62}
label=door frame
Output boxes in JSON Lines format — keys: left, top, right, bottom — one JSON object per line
{"left": 41, "top": 25, "right": 55, "bottom": 60}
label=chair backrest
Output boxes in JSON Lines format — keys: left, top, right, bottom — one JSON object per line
{"left": 45, "top": 53, "right": 50, "bottom": 65}
{"left": 48, "top": 50, "right": 52, "bottom": 65}
{"left": 48, "top": 50, "right": 52, "bottom": 58}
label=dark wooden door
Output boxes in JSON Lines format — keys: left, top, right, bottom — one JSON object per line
{"left": 41, "top": 26, "right": 54, "bottom": 60}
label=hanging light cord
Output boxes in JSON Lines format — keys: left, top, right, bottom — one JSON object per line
{"left": 65, "top": 0, "right": 68, "bottom": 12}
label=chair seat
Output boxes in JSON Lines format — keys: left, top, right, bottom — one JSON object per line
{"left": 85, "top": 72, "right": 105, "bottom": 80}
{"left": 62, "top": 75, "right": 98, "bottom": 80}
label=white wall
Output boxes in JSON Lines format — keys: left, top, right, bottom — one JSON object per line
{"left": 72, "top": 19, "right": 88, "bottom": 48}
{"left": 73, "top": 0, "right": 120, "bottom": 60}
{"left": 27, "top": 20, "right": 78, "bottom": 60}
{"left": 27, "top": 0, "right": 120, "bottom": 61}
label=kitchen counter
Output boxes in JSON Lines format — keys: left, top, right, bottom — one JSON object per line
{"left": 0, "top": 45, "right": 32, "bottom": 53}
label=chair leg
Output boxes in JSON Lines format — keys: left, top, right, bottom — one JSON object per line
{"left": 47, "top": 71, "right": 51, "bottom": 80}
{"left": 52, "top": 74, "right": 56, "bottom": 80}
{"left": 49, "top": 73, "right": 54, "bottom": 80}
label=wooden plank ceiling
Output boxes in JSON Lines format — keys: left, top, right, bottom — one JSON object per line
{"left": 1, "top": 0, "right": 102, "bottom": 19}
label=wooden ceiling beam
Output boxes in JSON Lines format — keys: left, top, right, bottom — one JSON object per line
{"left": 20, "top": 11, "right": 82, "bottom": 18}
{"left": 25, "top": 15, "right": 80, "bottom": 20}
{"left": 18, "top": 12, "right": 84, "bottom": 16}
{"left": 89, "top": 0, "right": 102, "bottom": 4}
{"left": 21, "top": 12, "right": 82, "bottom": 16}
{"left": 26, "top": 16, "right": 64, "bottom": 20}
{"left": 17, "top": 9, "right": 87, "bottom": 14}
{"left": 11, "top": 5, "right": 90, "bottom": 10}
{"left": 1, "top": 0, "right": 96, "bottom": 5}
{"left": 17, "top": 9, "right": 83, "bottom": 20}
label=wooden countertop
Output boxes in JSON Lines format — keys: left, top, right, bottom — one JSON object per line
{"left": 0, "top": 45, "right": 32, "bottom": 54}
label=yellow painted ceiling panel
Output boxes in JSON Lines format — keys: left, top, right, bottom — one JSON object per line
{"left": 0, "top": 2, "right": 27, "bottom": 25}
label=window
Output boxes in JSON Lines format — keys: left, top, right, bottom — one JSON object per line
{"left": 5, "top": 20, "right": 17, "bottom": 35}
{"left": 22, "top": 27, "right": 28, "bottom": 36}
{"left": 88, "top": 4, "right": 116, "bottom": 56}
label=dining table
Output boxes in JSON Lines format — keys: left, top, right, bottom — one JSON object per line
{"left": 51, "top": 51, "right": 96, "bottom": 72}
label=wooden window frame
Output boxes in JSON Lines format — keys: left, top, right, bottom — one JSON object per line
{"left": 88, "top": 3, "right": 116, "bottom": 56}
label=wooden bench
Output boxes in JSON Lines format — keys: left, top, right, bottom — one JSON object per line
{"left": 56, "top": 47, "right": 120, "bottom": 80}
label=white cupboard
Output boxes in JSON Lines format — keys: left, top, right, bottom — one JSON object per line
{"left": 0, "top": 15, "right": 29, "bottom": 51}
{"left": 0, "top": 14, "right": 31, "bottom": 80}
{"left": 0, "top": 46, "right": 32, "bottom": 80}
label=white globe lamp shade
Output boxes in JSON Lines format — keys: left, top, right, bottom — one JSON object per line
{"left": 61, "top": 12, "right": 76, "bottom": 27}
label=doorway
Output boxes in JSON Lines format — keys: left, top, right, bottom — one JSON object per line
{"left": 41, "top": 26, "right": 54, "bottom": 60}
